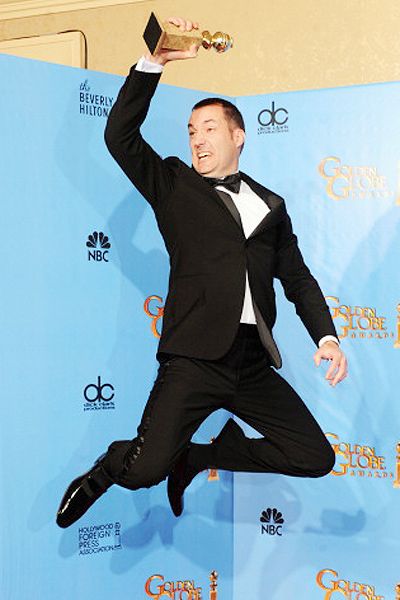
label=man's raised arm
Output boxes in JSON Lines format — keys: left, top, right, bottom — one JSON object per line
{"left": 104, "top": 17, "right": 200, "bottom": 211}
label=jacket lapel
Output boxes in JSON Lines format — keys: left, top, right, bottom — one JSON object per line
{"left": 240, "top": 172, "right": 286, "bottom": 239}
{"left": 190, "top": 167, "right": 244, "bottom": 233}
{"left": 215, "top": 188, "right": 244, "bottom": 233}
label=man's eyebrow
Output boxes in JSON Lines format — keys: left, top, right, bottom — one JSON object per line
{"left": 188, "top": 119, "right": 218, "bottom": 129}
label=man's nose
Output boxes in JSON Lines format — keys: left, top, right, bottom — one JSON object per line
{"left": 192, "top": 132, "right": 206, "bottom": 146}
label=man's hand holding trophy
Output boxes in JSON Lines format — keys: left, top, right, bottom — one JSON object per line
{"left": 143, "top": 13, "right": 233, "bottom": 65}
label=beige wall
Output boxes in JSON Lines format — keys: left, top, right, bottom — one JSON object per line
{"left": 1, "top": 0, "right": 400, "bottom": 95}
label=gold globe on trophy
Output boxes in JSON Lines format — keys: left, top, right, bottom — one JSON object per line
{"left": 143, "top": 12, "right": 234, "bottom": 55}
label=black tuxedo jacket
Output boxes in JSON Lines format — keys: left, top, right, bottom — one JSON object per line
{"left": 104, "top": 66, "right": 337, "bottom": 368}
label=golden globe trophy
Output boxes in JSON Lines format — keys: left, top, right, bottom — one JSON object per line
{"left": 394, "top": 303, "right": 400, "bottom": 348}
{"left": 396, "top": 583, "right": 400, "bottom": 600}
{"left": 393, "top": 442, "right": 400, "bottom": 488}
{"left": 208, "top": 437, "right": 220, "bottom": 481}
{"left": 209, "top": 571, "right": 218, "bottom": 600}
{"left": 143, "top": 12, "right": 233, "bottom": 55}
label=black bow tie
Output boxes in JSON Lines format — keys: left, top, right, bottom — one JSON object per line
{"left": 204, "top": 172, "right": 242, "bottom": 194}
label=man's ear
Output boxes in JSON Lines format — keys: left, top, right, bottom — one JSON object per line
{"left": 234, "top": 128, "right": 245, "bottom": 149}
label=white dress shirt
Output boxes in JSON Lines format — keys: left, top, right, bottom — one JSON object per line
{"left": 216, "top": 180, "right": 268, "bottom": 324}
{"left": 135, "top": 57, "right": 339, "bottom": 348}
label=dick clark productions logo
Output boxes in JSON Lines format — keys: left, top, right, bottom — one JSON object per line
{"left": 257, "top": 102, "right": 289, "bottom": 135}
{"left": 83, "top": 376, "right": 115, "bottom": 411}
{"left": 260, "top": 507, "right": 284, "bottom": 536}
{"left": 86, "top": 231, "right": 111, "bottom": 262}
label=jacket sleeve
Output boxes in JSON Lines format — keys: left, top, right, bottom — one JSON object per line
{"left": 274, "top": 209, "right": 338, "bottom": 346}
{"left": 104, "top": 65, "right": 179, "bottom": 213}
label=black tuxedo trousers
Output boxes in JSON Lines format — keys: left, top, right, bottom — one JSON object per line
{"left": 102, "top": 324, "right": 335, "bottom": 490}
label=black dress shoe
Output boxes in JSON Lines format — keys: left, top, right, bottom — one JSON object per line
{"left": 56, "top": 458, "right": 114, "bottom": 528}
{"left": 167, "top": 419, "right": 243, "bottom": 517}
{"left": 167, "top": 446, "right": 199, "bottom": 517}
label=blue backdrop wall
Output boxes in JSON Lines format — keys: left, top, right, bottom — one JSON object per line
{"left": 1, "top": 54, "right": 399, "bottom": 600}
{"left": 1, "top": 54, "right": 232, "bottom": 600}
{"left": 234, "top": 84, "right": 400, "bottom": 599}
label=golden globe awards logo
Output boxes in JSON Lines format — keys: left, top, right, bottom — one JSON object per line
{"left": 144, "top": 293, "right": 400, "bottom": 350}
{"left": 144, "top": 295, "right": 164, "bottom": 338}
{"left": 144, "top": 571, "right": 218, "bottom": 599}
{"left": 326, "top": 433, "right": 393, "bottom": 480}
{"left": 318, "top": 157, "right": 391, "bottom": 201}
{"left": 316, "top": 569, "right": 384, "bottom": 599}
{"left": 326, "top": 296, "right": 396, "bottom": 342}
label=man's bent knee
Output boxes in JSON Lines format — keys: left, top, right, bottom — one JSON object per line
{"left": 308, "top": 443, "right": 336, "bottom": 478}
{"left": 117, "top": 461, "right": 170, "bottom": 491}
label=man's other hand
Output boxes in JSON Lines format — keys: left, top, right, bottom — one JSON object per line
{"left": 145, "top": 17, "right": 201, "bottom": 66}
{"left": 314, "top": 341, "right": 348, "bottom": 387}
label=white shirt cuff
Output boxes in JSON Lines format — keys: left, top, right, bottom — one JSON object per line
{"left": 318, "top": 335, "right": 340, "bottom": 348}
{"left": 135, "top": 55, "right": 164, "bottom": 73}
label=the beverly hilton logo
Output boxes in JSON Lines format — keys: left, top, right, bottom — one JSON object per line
{"left": 144, "top": 295, "right": 164, "bottom": 338}
{"left": 318, "top": 157, "right": 391, "bottom": 201}
{"left": 79, "top": 80, "right": 114, "bottom": 118}
{"left": 326, "top": 433, "right": 393, "bottom": 480}
{"left": 326, "top": 296, "right": 398, "bottom": 344}
{"left": 145, "top": 570, "right": 218, "bottom": 599}
{"left": 316, "top": 569, "right": 384, "bottom": 599}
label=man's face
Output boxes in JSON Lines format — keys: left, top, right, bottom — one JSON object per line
{"left": 188, "top": 104, "right": 245, "bottom": 178}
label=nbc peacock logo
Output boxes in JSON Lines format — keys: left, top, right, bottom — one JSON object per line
{"left": 260, "top": 507, "right": 284, "bottom": 536}
{"left": 86, "top": 231, "right": 111, "bottom": 262}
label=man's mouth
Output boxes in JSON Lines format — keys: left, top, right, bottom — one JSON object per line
{"left": 198, "top": 152, "right": 211, "bottom": 161}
